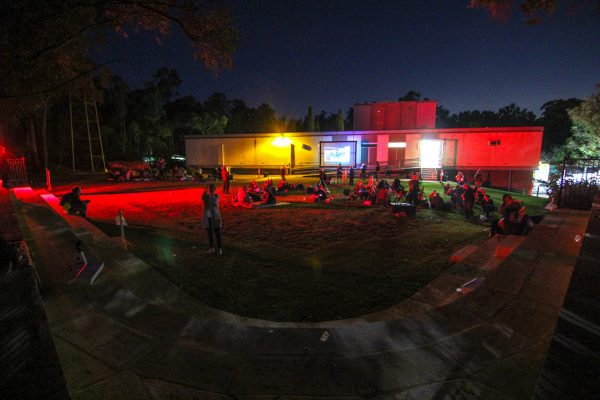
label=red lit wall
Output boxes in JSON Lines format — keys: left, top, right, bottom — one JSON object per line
{"left": 353, "top": 100, "right": 437, "bottom": 130}
{"left": 416, "top": 102, "right": 436, "bottom": 129}
{"left": 439, "top": 128, "right": 543, "bottom": 169}
{"left": 353, "top": 104, "right": 371, "bottom": 130}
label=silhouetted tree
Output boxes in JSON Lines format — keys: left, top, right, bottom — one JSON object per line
{"left": 336, "top": 109, "right": 345, "bottom": 131}
{"left": 469, "top": 0, "right": 600, "bottom": 25}
{"left": 306, "top": 106, "right": 315, "bottom": 131}
{"left": 399, "top": 90, "right": 421, "bottom": 101}
{"left": 537, "top": 98, "right": 582, "bottom": 153}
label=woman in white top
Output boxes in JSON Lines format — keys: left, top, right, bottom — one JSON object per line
{"left": 201, "top": 183, "right": 223, "bottom": 255}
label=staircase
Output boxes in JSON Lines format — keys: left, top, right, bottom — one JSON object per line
{"left": 420, "top": 167, "right": 438, "bottom": 181}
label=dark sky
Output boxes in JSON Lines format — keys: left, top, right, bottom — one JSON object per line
{"left": 94, "top": 0, "right": 600, "bottom": 119}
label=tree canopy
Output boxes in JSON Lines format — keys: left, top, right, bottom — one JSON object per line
{"left": 561, "top": 86, "right": 600, "bottom": 158}
{"left": 0, "top": 0, "right": 238, "bottom": 102}
{"left": 469, "top": 0, "right": 600, "bottom": 25}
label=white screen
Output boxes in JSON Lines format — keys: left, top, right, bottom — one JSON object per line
{"left": 320, "top": 141, "right": 356, "bottom": 166}
{"left": 324, "top": 146, "right": 351, "bottom": 163}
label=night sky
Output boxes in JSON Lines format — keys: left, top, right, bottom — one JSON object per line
{"left": 94, "top": 0, "right": 600, "bottom": 119}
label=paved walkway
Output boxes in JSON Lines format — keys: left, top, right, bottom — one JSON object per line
{"left": 8, "top": 187, "right": 590, "bottom": 399}
{"left": 534, "top": 196, "right": 600, "bottom": 399}
{"left": 0, "top": 187, "right": 69, "bottom": 399}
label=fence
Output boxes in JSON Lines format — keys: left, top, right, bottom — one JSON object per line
{"left": 3, "top": 157, "right": 28, "bottom": 188}
{"left": 557, "top": 157, "right": 600, "bottom": 210}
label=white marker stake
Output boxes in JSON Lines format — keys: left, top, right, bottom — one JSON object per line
{"left": 116, "top": 209, "right": 128, "bottom": 250}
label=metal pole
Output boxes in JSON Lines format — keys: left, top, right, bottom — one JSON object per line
{"left": 83, "top": 92, "right": 94, "bottom": 172}
{"left": 69, "top": 89, "right": 75, "bottom": 171}
{"left": 90, "top": 77, "right": 106, "bottom": 172}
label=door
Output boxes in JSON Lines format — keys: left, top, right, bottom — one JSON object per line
{"left": 290, "top": 144, "right": 295, "bottom": 167}
{"left": 442, "top": 139, "right": 458, "bottom": 167}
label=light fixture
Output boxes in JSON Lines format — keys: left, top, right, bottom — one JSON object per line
{"left": 272, "top": 135, "right": 291, "bottom": 147}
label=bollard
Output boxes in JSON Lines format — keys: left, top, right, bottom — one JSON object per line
{"left": 46, "top": 168, "right": 52, "bottom": 191}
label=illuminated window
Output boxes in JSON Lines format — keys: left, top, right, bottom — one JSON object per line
{"left": 388, "top": 142, "right": 406, "bottom": 148}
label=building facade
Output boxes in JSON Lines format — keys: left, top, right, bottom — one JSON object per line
{"left": 185, "top": 101, "right": 543, "bottom": 192}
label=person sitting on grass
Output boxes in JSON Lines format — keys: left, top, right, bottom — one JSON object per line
{"left": 264, "top": 184, "right": 277, "bottom": 205}
{"left": 407, "top": 178, "right": 420, "bottom": 205}
{"left": 60, "top": 186, "right": 90, "bottom": 218}
{"left": 351, "top": 181, "right": 363, "bottom": 200}
{"left": 248, "top": 180, "right": 263, "bottom": 200}
{"left": 392, "top": 178, "right": 403, "bottom": 193}
{"left": 443, "top": 183, "right": 452, "bottom": 196}
{"left": 480, "top": 194, "right": 495, "bottom": 221}
{"left": 233, "top": 186, "right": 252, "bottom": 208}
{"left": 496, "top": 207, "right": 534, "bottom": 236}
{"left": 490, "top": 194, "right": 533, "bottom": 236}
{"left": 375, "top": 184, "right": 389, "bottom": 206}
{"left": 429, "top": 190, "right": 448, "bottom": 211}
{"left": 313, "top": 184, "right": 328, "bottom": 203}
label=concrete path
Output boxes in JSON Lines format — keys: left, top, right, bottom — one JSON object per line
{"left": 10, "top": 187, "right": 590, "bottom": 399}
{"left": 0, "top": 187, "right": 70, "bottom": 399}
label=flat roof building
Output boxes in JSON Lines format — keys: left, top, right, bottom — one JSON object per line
{"left": 185, "top": 100, "right": 543, "bottom": 192}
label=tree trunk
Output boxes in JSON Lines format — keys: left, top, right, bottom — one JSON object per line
{"left": 27, "top": 118, "right": 41, "bottom": 168}
{"left": 41, "top": 106, "right": 48, "bottom": 170}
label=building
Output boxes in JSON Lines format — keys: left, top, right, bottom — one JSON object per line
{"left": 185, "top": 100, "right": 543, "bottom": 192}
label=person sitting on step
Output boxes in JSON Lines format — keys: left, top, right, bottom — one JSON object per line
{"left": 60, "top": 186, "right": 90, "bottom": 218}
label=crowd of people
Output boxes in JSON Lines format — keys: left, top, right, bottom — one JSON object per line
{"left": 85, "top": 161, "right": 548, "bottom": 255}
{"left": 107, "top": 159, "right": 205, "bottom": 182}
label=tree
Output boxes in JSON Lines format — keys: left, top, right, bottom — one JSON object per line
{"left": 537, "top": 98, "right": 582, "bottom": 154}
{"left": 344, "top": 108, "right": 354, "bottom": 130}
{"left": 306, "top": 106, "right": 315, "bottom": 132}
{"left": 436, "top": 105, "right": 452, "bottom": 128}
{"left": 124, "top": 68, "right": 182, "bottom": 157}
{"left": 468, "top": 0, "right": 600, "bottom": 25}
{"left": 399, "top": 90, "right": 421, "bottom": 101}
{"left": 336, "top": 109, "right": 345, "bottom": 131}
{"left": 497, "top": 103, "right": 536, "bottom": 126}
{"left": 0, "top": 1, "right": 238, "bottom": 101}
{"left": 0, "top": 1, "right": 238, "bottom": 171}
{"left": 561, "top": 87, "right": 600, "bottom": 158}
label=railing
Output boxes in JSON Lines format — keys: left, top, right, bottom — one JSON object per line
{"left": 4, "top": 157, "right": 28, "bottom": 187}
{"left": 557, "top": 157, "right": 600, "bottom": 210}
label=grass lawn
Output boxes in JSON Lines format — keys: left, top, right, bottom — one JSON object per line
{"left": 86, "top": 176, "right": 549, "bottom": 322}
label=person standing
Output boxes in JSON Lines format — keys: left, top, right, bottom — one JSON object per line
{"left": 348, "top": 165, "right": 355, "bottom": 185}
{"left": 202, "top": 183, "right": 223, "bottom": 255}
{"left": 280, "top": 164, "right": 287, "bottom": 181}
{"left": 221, "top": 165, "right": 230, "bottom": 194}
{"left": 336, "top": 163, "right": 342, "bottom": 183}
{"left": 375, "top": 161, "right": 381, "bottom": 179}
{"left": 361, "top": 163, "right": 367, "bottom": 180}
{"left": 462, "top": 183, "right": 475, "bottom": 220}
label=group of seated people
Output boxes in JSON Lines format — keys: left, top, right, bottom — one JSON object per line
{"left": 310, "top": 183, "right": 330, "bottom": 203}
{"left": 490, "top": 194, "right": 536, "bottom": 236}
{"left": 348, "top": 176, "right": 415, "bottom": 206}
{"left": 232, "top": 179, "right": 275, "bottom": 207}
{"left": 232, "top": 178, "right": 306, "bottom": 207}
{"left": 439, "top": 172, "right": 496, "bottom": 220}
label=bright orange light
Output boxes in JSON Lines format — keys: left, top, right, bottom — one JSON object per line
{"left": 272, "top": 136, "right": 291, "bottom": 147}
